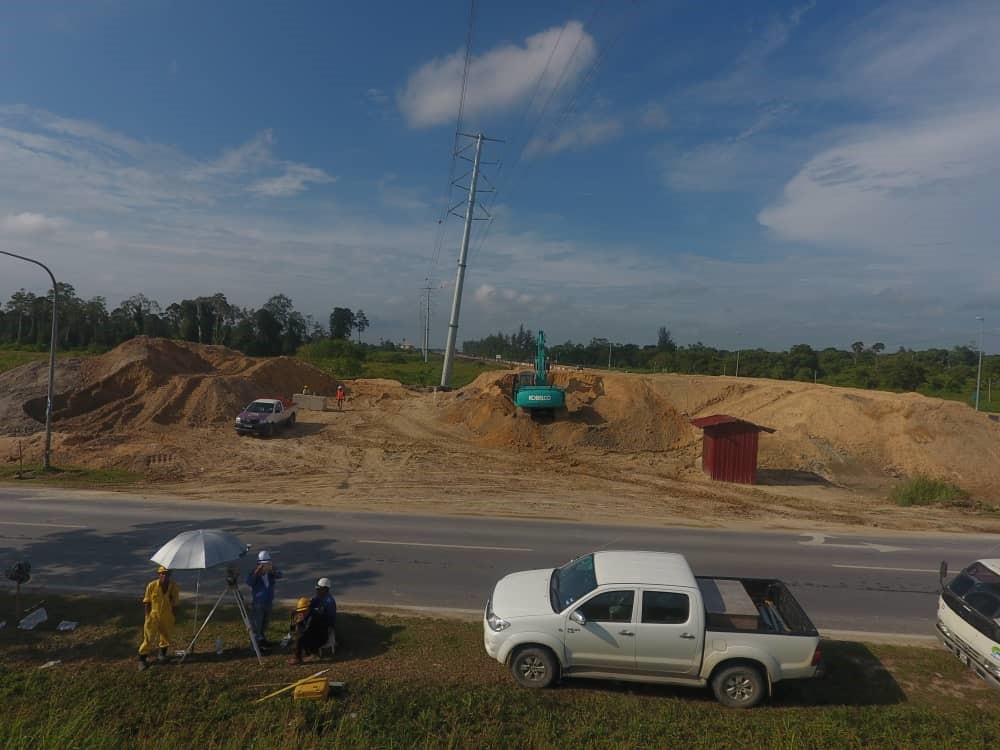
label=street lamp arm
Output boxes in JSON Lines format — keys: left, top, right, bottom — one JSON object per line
{"left": 0, "top": 250, "right": 58, "bottom": 469}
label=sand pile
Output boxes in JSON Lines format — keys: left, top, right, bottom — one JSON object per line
{"left": 5, "top": 337, "right": 340, "bottom": 435}
{"left": 439, "top": 369, "right": 1000, "bottom": 491}
{"left": 441, "top": 370, "right": 690, "bottom": 452}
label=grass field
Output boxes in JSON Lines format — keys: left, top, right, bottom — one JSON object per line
{"left": 0, "top": 591, "right": 995, "bottom": 749}
{"left": 0, "top": 347, "right": 91, "bottom": 375}
{"left": 0, "top": 463, "right": 141, "bottom": 486}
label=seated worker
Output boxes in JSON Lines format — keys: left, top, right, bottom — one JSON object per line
{"left": 287, "top": 596, "right": 330, "bottom": 665}
{"left": 313, "top": 578, "right": 337, "bottom": 625}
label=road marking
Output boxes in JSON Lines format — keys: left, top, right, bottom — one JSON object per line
{"left": 0, "top": 520, "right": 88, "bottom": 529}
{"left": 357, "top": 539, "right": 532, "bottom": 552}
{"left": 799, "top": 533, "right": 909, "bottom": 553}
{"left": 833, "top": 564, "right": 938, "bottom": 573}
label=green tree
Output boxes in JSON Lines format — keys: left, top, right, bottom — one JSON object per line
{"left": 329, "top": 307, "right": 355, "bottom": 339}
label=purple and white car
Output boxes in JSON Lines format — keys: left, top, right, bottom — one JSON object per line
{"left": 234, "top": 398, "right": 297, "bottom": 437}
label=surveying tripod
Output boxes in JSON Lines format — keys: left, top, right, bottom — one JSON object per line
{"left": 180, "top": 570, "right": 262, "bottom": 665}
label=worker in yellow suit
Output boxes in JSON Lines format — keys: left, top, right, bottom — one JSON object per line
{"left": 138, "top": 566, "right": 180, "bottom": 671}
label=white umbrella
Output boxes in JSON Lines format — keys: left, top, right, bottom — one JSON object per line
{"left": 151, "top": 529, "right": 247, "bottom": 570}
{"left": 150, "top": 529, "right": 250, "bottom": 649}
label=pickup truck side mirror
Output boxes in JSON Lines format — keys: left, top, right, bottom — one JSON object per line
{"left": 939, "top": 561, "right": 948, "bottom": 591}
{"left": 570, "top": 610, "right": 586, "bottom": 626}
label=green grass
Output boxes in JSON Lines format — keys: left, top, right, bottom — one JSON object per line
{"left": 0, "top": 463, "right": 141, "bottom": 486}
{"left": 0, "top": 591, "right": 996, "bottom": 749}
{"left": 303, "top": 352, "right": 504, "bottom": 388}
{"left": 891, "top": 475, "right": 971, "bottom": 507}
{"left": 0, "top": 348, "right": 93, "bottom": 375}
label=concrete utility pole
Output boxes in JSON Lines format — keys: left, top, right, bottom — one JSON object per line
{"left": 975, "top": 316, "right": 985, "bottom": 411}
{"left": 1, "top": 250, "right": 57, "bottom": 470}
{"left": 421, "top": 280, "right": 434, "bottom": 364}
{"left": 735, "top": 331, "right": 742, "bottom": 378}
{"left": 441, "top": 132, "right": 496, "bottom": 387}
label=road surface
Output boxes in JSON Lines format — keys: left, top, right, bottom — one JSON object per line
{"left": 1, "top": 486, "right": 995, "bottom": 637}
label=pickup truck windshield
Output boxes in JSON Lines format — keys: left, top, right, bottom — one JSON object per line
{"left": 246, "top": 402, "right": 276, "bottom": 414}
{"left": 550, "top": 554, "right": 597, "bottom": 612}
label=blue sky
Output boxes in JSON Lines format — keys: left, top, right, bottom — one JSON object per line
{"left": 1, "top": 0, "right": 998, "bottom": 351}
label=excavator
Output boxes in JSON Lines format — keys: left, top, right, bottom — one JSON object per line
{"left": 512, "top": 330, "right": 566, "bottom": 421}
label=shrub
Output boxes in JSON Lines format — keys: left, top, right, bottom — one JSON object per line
{"left": 892, "top": 476, "right": 970, "bottom": 507}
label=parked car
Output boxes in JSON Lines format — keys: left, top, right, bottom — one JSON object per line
{"left": 234, "top": 398, "right": 297, "bottom": 437}
{"left": 483, "top": 550, "right": 823, "bottom": 708}
{"left": 937, "top": 558, "right": 1000, "bottom": 690}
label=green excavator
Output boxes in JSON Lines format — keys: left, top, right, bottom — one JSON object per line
{"left": 512, "top": 330, "right": 566, "bottom": 420}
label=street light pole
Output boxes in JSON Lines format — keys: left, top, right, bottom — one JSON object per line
{"left": 975, "top": 316, "right": 985, "bottom": 412}
{"left": 735, "top": 331, "right": 741, "bottom": 378}
{"left": 1, "top": 250, "right": 57, "bottom": 469}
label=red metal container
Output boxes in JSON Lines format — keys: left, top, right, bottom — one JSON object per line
{"left": 690, "top": 415, "right": 775, "bottom": 485}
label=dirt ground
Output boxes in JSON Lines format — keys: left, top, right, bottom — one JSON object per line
{"left": 2, "top": 337, "right": 999, "bottom": 533}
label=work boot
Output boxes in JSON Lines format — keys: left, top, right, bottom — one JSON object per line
{"left": 157, "top": 647, "right": 170, "bottom": 664}
{"left": 137, "top": 655, "right": 149, "bottom": 672}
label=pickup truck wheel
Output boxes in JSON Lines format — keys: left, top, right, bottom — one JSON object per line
{"left": 288, "top": 413, "right": 296, "bottom": 427}
{"left": 510, "top": 647, "right": 557, "bottom": 689}
{"left": 712, "top": 664, "right": 765, "bottom": 709}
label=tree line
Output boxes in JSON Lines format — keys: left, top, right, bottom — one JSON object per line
{"left": 463, "top": 326, "right": 1000, "bottom": 403}
{"left": 0, "top": 286, "right": 374, "bottom": 357}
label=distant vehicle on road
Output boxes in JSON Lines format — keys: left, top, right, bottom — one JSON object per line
{"left": 483, "top": 550, "right": 823, "bottom": 708}
{"left": 234, "top": 398, "right": 297, "bottom": 438}
{"left": 937, "top": 558, "right": 1000, "bottom": 690}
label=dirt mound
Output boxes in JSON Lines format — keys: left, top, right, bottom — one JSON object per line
{"left": 0, "top": 357, "right": 86, "bottom": 436}
{"left": 440, "top": 370, "right": 690, "bottom": 452}
{"left": 8, "top": 337, "right": 340, "bottom": 435}
{"left": 439, "top": 369, "right": 1000, "bottom": 492}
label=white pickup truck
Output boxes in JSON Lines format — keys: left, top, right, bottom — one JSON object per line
{"left": 936, "top": 558, "right": 1000, "bottom": 690}
{"left": 234, "top": 398, "right": 297, "bottom": 437}
{"left": 483, "top": 550, "right": 823, "bottom": 708}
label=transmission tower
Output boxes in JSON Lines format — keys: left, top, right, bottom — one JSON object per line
{"left": 440, "top": 131, "right": 501, "bottom": 387}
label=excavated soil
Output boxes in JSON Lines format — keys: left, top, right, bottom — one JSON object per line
{"left": 2, "top": 338, "right": 999, "bottom": 533}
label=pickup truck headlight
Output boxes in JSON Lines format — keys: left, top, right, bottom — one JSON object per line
{"left": 487, "top": 611, "right": 510, "bottom": 632}
{"left": 235, "top": 417, "right": 242, "bottom": 423}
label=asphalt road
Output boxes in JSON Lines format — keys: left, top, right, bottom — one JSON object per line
{"left": 1, "top": 486, "right": 996, "bottom": 637}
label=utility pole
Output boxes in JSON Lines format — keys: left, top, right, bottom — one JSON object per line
{"left": 440, "top": 132, "right": 497, "bottom": 387}
{"left": 608, "top": 342, "right": 613, "bottom": 369}
{"left": 420, "top": 280, "right": 434, "bottom": 363}
{"left": 976, "top": 316, "right": 985, "bottom": 411}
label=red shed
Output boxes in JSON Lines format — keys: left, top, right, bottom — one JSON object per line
{"left": 689, "top": 415, "right": 775, "bottom": 485}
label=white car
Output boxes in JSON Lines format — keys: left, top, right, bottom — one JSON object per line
{"left": 484, "top": 550, "right": 823, "bottom": 708}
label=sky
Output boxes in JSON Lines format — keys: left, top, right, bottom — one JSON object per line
{"left": 1, "top": 0, "right": 998, "bottom": 352}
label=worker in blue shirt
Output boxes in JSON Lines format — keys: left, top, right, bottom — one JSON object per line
{"left": 312, "top": 577, "right": 336, "bottom": 627}
{"left": 246, "top": 550, "right": 282, "bottom": 646}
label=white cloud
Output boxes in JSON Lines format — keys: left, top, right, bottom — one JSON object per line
{"left": 758, "top": 108, "right": 1000, "bottom": 250}
{"left": 759, "top": 2, "right": 1000, "bottom": 253}
{"left": 1, "top": 212, "right": 65, "bottom": 234}
{"left": 524, "top": 117, "right": 622, "bottom": 158}
{"left": 249, "top": 164, "right": 335, "bottom": 198}
{"left": 398, "top": 20, "right": 596, "bottom": 128}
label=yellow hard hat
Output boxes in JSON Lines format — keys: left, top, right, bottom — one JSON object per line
{"left": 157, "top": 566, "right": 169, "bottom": 574}
{"left": 295, "top": 597, "right": 311, "bottom": 612}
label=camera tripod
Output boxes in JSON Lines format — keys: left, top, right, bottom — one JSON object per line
{"left": 180, "top": 578, "right": 262, "bottom": 665}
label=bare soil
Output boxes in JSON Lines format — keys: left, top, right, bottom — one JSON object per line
{"left": 2, "top": 337, "right": 998, "bottom": 533}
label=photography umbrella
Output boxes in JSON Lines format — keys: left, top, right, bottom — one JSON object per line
{"left": 150, "top": 529, "right": 250, "bottom": 650}
{"left": 151, "top": 529, "right": 247, "bottom": 571}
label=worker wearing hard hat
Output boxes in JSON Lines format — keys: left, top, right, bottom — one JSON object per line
{"left": 287, "top": 596, "right": 329, "bottom": 665}
{"left": 336, "top": 384, "right": 345, "bottom": 410}
{"left": 246, "top": 549, "right": 282, "bottom": 647}
{"left": 138, "top": 566, "right": 180, "bottom": 671}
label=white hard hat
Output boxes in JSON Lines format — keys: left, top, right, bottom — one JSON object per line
{"left": 316, "top": 577, "right": 332, "bottom": 589}
{"left": 258, "top": 550, "right": 272, "bottom": 562}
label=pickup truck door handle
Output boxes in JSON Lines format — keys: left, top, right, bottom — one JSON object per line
{"left": 566, "top": 627, "right": 579, "bottom": 633}
{"left": 618, "top": 629, "right": 634, "bottom": 636}
{"left": 680, "top": 633, "right": 696, "bottom": 640}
